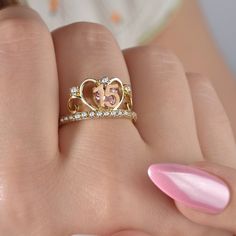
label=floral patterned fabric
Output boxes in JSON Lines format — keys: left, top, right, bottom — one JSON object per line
{"left": 26, "top": 0, "right": 182, "bottom": 49}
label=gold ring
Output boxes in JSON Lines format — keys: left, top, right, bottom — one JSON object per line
{"left": 59, "top": 76, "right": 137, "bottom": 126}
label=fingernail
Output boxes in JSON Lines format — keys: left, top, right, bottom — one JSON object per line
{"left": 148, "top": 163, "right": 230, "bottom": 214}
{"left": 0, "top": 0, "right": 20, "bottom": 9}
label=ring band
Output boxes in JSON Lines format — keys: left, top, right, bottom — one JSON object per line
{"left": 60, "top": 109, "right": 137, "bottom": 125}
{"left": 59, "top": 76, "right": 137, "bottom": 126}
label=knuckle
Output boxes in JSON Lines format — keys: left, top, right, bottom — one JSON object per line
{"left": 75, "top": 22, "right": 114, "bottom": 44}
{"left": 187, "top": 72, "right": 213, "bottom": 90}
{"left": 133, "top": 45, "right": 179, "bottom": 61}
{"left": 186, "top": 72, "right": 209, "bottom": 83}
{"left": 55, "top": 22, "right": 116, "bottom": 50}
{"left": 143, "top": 45, "right": 182, "bottom": 67}
{"left": 0, "top": 16, "right": 50, "bottom": 54}
{"left": 126, "top": 45, "right": 184, "bottom": 73}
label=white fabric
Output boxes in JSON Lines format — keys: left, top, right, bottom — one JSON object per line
{"left": 27, "top": 0, "right": 181, "bottom": 49}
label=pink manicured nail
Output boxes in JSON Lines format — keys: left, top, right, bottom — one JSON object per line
{"left": 148, "top": 163, "right": 230, "bottom": 214}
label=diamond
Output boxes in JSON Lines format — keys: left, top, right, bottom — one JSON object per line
{"left": 111, "top": 110, "right": 118, "bottom": 116}
{"left": 124, "top": 85, "right": 131, "bottom": 93}
{"left": 75, "top": 113, "right": 80, "bottom": 120}
{"left": 70, "top": 87, "right": 78, "bottom": 95}
{"left": 101, "top": 77, "right": 109, "bottom": 84}
{"left": 89, "top": 111, "right": 95, "bottom": 118}
{"left": 69, "top": 115, "right": 74, "bottom": 120}
{"left": 60, "top": 118, "right": 64, "bottom": 123}
{"left": 118, "top": 110, "right": 123, "bottom": 116}
{"left": 81, "top": 112, "right": 87, "bottom": 118}
{"left": 97, "top": 111, "right": 103, "bottom": 117}
{"left": 104, "top": 111, "right": 110, "bottom": 117}
{"left": 124, "top": 110, "right": 129, "bottom": 116}
{"left": 64, "top": 117, "right": 69, "bottom": 121}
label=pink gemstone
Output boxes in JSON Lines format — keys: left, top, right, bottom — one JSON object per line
{"left": 94, "top": 91, "right": 100, "bottom": 101}
{"left": 110, "top": 88, "right": 118, "bottom": 93}
{"left": 106, "top": 95, "right": 116, "bottom": 105}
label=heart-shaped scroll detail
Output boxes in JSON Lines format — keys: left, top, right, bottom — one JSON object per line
{"left": 79, "top": 77, "right": 124, "bottom": 111}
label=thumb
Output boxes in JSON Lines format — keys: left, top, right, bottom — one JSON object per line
{"left": 72, "top": 231, "right": 151, "bottom": 236}
{"left": 148, "top": 162, "right": 236, "bottom": 233}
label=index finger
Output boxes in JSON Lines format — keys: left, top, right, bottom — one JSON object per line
{"left": 0, "top": 5, "right": 59, "bottom": 163}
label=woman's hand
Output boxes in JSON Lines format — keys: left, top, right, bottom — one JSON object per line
{"left": 0, "top": 5, "right": 235, "bottom": 236}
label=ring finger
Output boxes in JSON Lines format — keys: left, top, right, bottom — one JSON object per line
{"left": 52, "top": 22, "right": 141, "bottom": 154}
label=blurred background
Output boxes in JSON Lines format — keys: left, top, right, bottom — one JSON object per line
{"left": 199, "top": 0, "right": 236, "bottom": 75}
{"left": 28, "top": 0, "right": 236, "bottom": 75}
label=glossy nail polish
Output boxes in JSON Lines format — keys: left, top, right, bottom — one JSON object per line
{"left": 148, "top": 163, "right": 230, "bottom": 214}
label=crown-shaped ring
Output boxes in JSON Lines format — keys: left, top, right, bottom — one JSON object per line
{"left": 60, "top": 76, "right": 136, "bottom": 125}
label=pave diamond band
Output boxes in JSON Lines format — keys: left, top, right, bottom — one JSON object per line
{"left": 60, "top": 109, "right": 137, "bottom": 125}
{"left": 59, "top": 76, "right": 136, "bottom": 126}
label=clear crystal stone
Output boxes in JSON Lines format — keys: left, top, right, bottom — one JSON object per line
{"left": 64, "top": 117, "right": 68, "bottom": 121}
{"left": 97, "top": 111, "right": 103, "bottom": 117}
{"left": 124, "top": 111, "right": 129, "bottom": 116}
{"left": 124, "top": 85, "right": 131, "bottom": 93}
{"left": 111, "top": 110, "right": 117, "bottom": 116}
{"left": 69, "top": 115, "right": 74, "bottom": 120}
{"left": 101, "top": 77, "right": 109, "bottom": 84}
{"left": 60, "top": 118, "right": 64, "bottom": 122}
{"left": 118, "top": 110, "right": 123, "bottom": 116}
{"left": 81, "top": 112, "right": 87, "bottom": 118}
{"left": 75, "top": 114, "right": 80, "bottom": 119}
{"left": 89, "top": 111, "right": 95, "bottom": 118}
{"left": 104, "top": 111, "right": 110, "bottom": 116}
{"left": 70, "top": 87, "right": 78, "bottom": 95}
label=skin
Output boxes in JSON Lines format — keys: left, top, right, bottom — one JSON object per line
{"left": 0, "top": 3, "right": 235, "bottom": 236}
{"left": 152, "top": 0, "right": 236, "bottom": 136}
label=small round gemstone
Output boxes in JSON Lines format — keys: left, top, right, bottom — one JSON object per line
{"left": 75, "top": 114, "right": 80, "bottom": 120}
{"left": 64, "top": 117, "right": 69, "bottom": 121}
{"left": 118, "top": 110, "right": 123, "bottom": 116}
{"left": 89, "top": 111, "right": 95, "bottom": 118}
{"left": 97, "top": 111, "right": 103, "bottom": 117}
{"left": 104, "top": 111, "right": 110, "bottom": 116}
{"left": 111, "top": 110, "right": 118, "bottom": 116}
{"left": 70, "top": 87, "right": 78, "bottom": 95}
{"left": 124, "top": 85, "right": 131, "bottom": 93}
{"left": 124, "top": 111, "right": 129, "bottom": 116}
{"left": 100, "top": 77, "right": 109, "bottom": 84}
{"left": 81, "top": 112, "right": 87, "bottom": 118}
